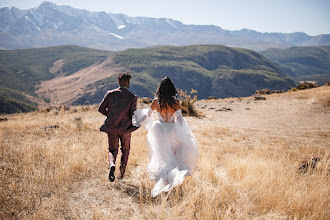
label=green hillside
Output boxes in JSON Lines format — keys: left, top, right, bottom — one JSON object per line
{"left": 0, "top": 45, "right": 113, "bottom": 113}
{"left": 261, "top": 45, "right": 330, "bottom": 85}
{"left": 0, "top": 87, "right": 37, "bottom": 114}
{"left": 76, "top": 45, "right": 295, "bottom": 104}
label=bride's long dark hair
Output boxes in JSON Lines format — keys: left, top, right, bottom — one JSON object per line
{"left": 156, "top": 77, "right": 179, "bottom": 110}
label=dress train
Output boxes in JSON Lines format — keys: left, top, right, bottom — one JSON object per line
{"left": 133, "top": 108, "right": 199, "bottom": 197}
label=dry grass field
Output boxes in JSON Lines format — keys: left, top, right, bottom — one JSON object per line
{"left": 1, "top": 86, "right": 329, "bottom": 219}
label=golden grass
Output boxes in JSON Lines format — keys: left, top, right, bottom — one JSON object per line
{"left": 1, "top": 91, "right": 330, "bottom": 219}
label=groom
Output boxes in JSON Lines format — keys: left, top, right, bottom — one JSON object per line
{"left": 98, "top": 72, "right": 138, "bottom": 182}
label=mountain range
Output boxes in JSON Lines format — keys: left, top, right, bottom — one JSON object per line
{"left": 1, "top": 1, "right": 329, "bottom": 51}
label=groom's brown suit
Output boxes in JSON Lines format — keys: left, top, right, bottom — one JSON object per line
{"left": 98, "top": 86, "right": 137, "bottom": 176}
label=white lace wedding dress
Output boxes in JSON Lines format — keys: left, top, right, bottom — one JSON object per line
{"left": 133, "top": 108, "right": 199, "bottom": 197}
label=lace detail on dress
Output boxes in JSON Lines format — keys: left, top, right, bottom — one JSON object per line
{"left": 157, "top": 112, "right": 176, "bottom": 123}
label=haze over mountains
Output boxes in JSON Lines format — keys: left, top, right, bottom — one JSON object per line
{"left": 1, "top": 1, "right": 329, "bottom": 51}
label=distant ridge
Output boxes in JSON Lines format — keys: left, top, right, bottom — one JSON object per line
{"left": 81, "top": 45, "right": 294, "bottom": 103}
{"left": 0, "top": 1, "right": 329, "bottom": 51}
{"left": 261, "top": 45, "right": 330, "bottom": 85}
{"left": 0, "top": 44, "right": 296, "bottom": 113}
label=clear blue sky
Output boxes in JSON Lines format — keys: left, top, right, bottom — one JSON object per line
{"left": 1, "top": 0, "right": 329, "bottom": 36}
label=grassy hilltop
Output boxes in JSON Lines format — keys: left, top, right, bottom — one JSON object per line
{"left": 1, "top": 86, "right": 329, "bottom": 218}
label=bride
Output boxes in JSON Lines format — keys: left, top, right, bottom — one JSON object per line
{"left": 133, "top": 77, "right": 199, "bottom": 197}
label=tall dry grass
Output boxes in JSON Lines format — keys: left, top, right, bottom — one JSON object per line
{"left": 1, "top": 103, "right": 329, "bottom": 219}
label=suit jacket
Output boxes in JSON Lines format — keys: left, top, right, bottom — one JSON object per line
{"left": 98, "top": 86, "right": 138, "bottom": 134}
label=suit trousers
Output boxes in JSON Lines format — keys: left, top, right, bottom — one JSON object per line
{"left": 108, "top": 132, "right": 131, "bottom": 174}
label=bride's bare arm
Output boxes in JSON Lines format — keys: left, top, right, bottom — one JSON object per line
{"left": 175, "top": 99, "right": 181, "bottom": 111}
{"left": 150, "top": 98, "right": 158, "bottom": 111}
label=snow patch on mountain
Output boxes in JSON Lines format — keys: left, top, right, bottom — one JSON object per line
{"left": 165, "top": 18, "right": 180, "bottom": 29}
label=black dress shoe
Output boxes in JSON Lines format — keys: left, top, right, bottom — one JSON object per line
{"left": 109, "top": 165, "right": 115, "bottom": 182}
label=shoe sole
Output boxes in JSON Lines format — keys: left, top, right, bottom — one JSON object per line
{"left": 109, "top": 166, "right": 115, "bottom": 182}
